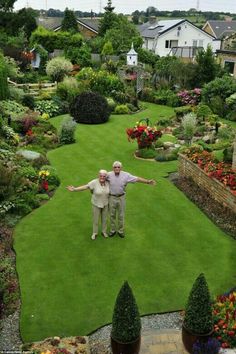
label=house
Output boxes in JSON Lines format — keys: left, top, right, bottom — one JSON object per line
{"left": 36, "top": 17, "right": 99, "bottom": 38}
{"left": 216, "top": 49, "right": 236, "bottom": 77}
{"left": 138, "top": 17, "right": 221, "bottom": 59}
{"left": 202, "top": 20, "right": 236, "bottom": 40}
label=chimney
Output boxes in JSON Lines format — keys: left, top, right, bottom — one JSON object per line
{"left": 149, "top": 16, "right": 157, "bottom": 25}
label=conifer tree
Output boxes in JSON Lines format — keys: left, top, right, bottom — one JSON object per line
{"left": 61, "top": 8, "right": 78, "bottom": 33}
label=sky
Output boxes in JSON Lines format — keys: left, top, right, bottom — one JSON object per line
{"left": 13, "top": 0, "right": 236, "bottom": 14}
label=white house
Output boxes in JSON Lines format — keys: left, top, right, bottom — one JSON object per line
{"left": 138, "top": 18, "right": 221, "bottom": 59}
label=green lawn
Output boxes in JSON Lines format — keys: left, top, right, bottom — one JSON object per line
{"left": 14, "top": 103, "right": 236, "bottom": 342}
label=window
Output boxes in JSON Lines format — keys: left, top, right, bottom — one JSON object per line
{"left": 193, "top": 40, "right": 197, "bottom": 47}
{"left": 170, "top": 40, "right": 178, "bottom": 47}
{"left": 165, "top": 40, "right": 178, "bottom": 48}
{"left": 224, "top": 61, "right": 235, "bottom": 74}
{"left": 199, "top": 40, "right": 204, "bottom": 47}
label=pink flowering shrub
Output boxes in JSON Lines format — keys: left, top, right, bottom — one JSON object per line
{"left": 177, "top": 88, "right": 201, "bottom": 106}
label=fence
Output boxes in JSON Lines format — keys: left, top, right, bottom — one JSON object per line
{"left": 7, "top": 79, "right": 57, "bottom": 97}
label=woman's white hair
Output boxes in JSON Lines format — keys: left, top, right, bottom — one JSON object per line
{"left": 99, "top": 169, "right": 107, "bottom": 175}
{"left": 112, "top": 161, "right": 122, "bottom": 167}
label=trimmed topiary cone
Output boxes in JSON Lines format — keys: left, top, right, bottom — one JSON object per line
{"left": 182, "top": 273, "right": 213, "bottom": 353}
{"left": 184, "top": 273, "right": 213, "bottom": 335}
{"left": 111, "top": 281, "right": 141, "bottom": 343}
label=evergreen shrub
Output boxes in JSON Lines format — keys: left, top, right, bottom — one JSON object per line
{"left": 184, "top": 273, "right": 213, "bottom": 334}
{"left": 59, "top": 116, "right": 76, "bottom": 145}
{"left": 70, "top": 91, "right": 110, "bottom": 124}
{"left": 111, "top": 281, "right": 141, "bottom": 343}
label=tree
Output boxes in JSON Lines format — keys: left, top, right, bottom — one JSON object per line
{"left": 195, "top": 46, "right": 220, "bottom": 86}
{"left": 61, "top": 8, "right": 78, "bottom": 33}
{"left": 0, "top": 0, "right": 16, "bottom": 12}
{"left": 98, "top": 0, "right": 118, "bottom": 36}
{"left": 104, "top": 14, "right": 143, "bottom": 54}
{"left": 0, "top": 52, "right": 9, "bottom": 100}
{"left": 15, "top": 8, "right": 37, "bottom": 39}
{"left": 101, "top": 40, "right": 114, "bottom": 56}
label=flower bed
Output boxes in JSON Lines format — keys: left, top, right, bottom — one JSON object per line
{"left": 212, "top": 291, "right": 236, "bottom": 349}
{"left": 183, "top": 149, "right": 236, "bottom": 192}
{"left": 126, "top": 119, "right": 162, "bottom": 149}
{"left": 178, "top": 152, "right": 236, "bottom": 214}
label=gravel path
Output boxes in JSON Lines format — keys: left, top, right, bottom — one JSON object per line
{"left": 0, "top": 311, "right": 182, "bottom": 352}
{"left": 0, "top": 310, "right": 22, "bottom": 351}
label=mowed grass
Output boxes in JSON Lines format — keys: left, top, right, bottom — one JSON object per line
{"left": 14, "top": 103, "right": 236, "bottom": 342}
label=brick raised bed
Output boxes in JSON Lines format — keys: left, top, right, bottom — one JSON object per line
{"left": 178, "top": 154, "right": 236, "bottom": 214}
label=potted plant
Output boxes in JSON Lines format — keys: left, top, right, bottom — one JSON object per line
{"left": 182, "top": 273, "right": 213, "bottom": 353}
{"left": 111, "top": 281, "right": 141, "bottom": 354}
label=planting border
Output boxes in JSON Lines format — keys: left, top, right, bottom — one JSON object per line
{"left": 178, "top": 153, "right": 236, "bottom": 214}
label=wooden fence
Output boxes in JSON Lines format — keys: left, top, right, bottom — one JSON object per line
{"left": 7, "top": 79, "right": 57, "bottom": 97}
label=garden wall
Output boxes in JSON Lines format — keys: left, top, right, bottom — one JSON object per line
{"left": 178, "top": 153, "right": 236, "bottom": 214}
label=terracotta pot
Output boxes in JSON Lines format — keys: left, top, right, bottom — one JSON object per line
{"left": 111, "top": 335, "right": 141, "bottom": 354}
{"left": 182, "top": 324, "right": 213, "bottom": 353}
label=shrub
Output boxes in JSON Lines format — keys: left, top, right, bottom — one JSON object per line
{"left": 196, "top": 104, "right": 212, "bottom": 121}
{"left": 111, "top": 281, "right": 141, "bottom": 342}
{"left": 110, "top": 90, "right": 128, "bottom": 104}
{"left": 40, "top": 165, "right": 60, "bottom": 186}
{"left": 35, "top": 100, "right": 61, "bottom": 117}
{"left": 174, "top": 105, "right": 192, "bottom": 119}
{"left": 106, "top": 97, "right": 116, "bottom": 112}
{"left": 22, "top": 94, "right": 35, "bottom": 109}
{"left": 59, "top": 116, "right": 76, "bottom": 145}
{"left": 0, "top": 54, "right": 9, "bottom": 100}
{"left": 46, "top": 57, "right": 73, "bottom": 82}
{"left": 76, "top": 68, "right": 124, "bottom": 96}
{"left": 217, "top": 126, "right": 235, "bottom": 141}
{"left": 177, "top": 88, "right": 201, "bottom": 106}
{"left": 0, "top": 100, "right": 28, "bottom": 119}
{"left": 154, "top": 89, "right": 180, "bottom": 107}
{"left": 56, "top": 76, "right": 79, "bottom": 106}
{"left": 18, "top": 165, "right": 38, "bottom": 182}
{"left": 140, "top": 87, "right": 156, "bottom": 103}
{"left": 136, "top": 148, "right": 156, "bottom": 159}
{"left": 70, "top": 91, "right": 110, "bottom": 124}
{"left": 183, "top": 273, "right": 213, "bottom": 334}
{"left": 114, "top": 104, "right": 130, "bottom": 114}
{"left": 223, "top": 146, "right": 233, "bottom": 163}
{"left": 181, "top": 113, "right": 197, "bottom": 144}
{"left": 201, "top": 76, "right": 236, "bottom": 117}
{"left": 8, "top": 86, "right": 24, "bottom": 103}
{"left": 0, "top": 256, "right": 19, "bottom": 316}
{"left": 155, "top": 148, "right": 179, "bottom": 161}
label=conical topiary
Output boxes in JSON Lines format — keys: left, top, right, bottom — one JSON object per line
{"left": 184, "top": 273, "right": 213, "bottom": 335}
{"left": 111, "top": 281, "right": 141, "bottom": 343}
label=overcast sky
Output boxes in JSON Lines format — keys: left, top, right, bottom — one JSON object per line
{"left": 14, "top": 0, "right": 236, "bottom": 14}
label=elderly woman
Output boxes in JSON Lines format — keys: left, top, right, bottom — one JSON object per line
{"left": 67, "top": 170, "right": 109, "bottom": 240}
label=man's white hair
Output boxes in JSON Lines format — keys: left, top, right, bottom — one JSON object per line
{"left": 112, "top": 161, "right": 122, "bottom": 167}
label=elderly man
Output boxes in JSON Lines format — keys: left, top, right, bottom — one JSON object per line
{"left": 107, "top": 161, "right": 156, "bottom": 238}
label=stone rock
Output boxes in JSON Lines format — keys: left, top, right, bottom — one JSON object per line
{"left": 163, "top": 141, "right": 175, "bottom": 149}
{"left": 16, "top": 149, "right": 41, "bottom": 160}
{"left": 202, "top": 135, "right": 211, "bottom": 143}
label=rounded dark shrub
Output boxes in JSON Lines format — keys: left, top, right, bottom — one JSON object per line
{"left": 22, "top": 95, "right": 35, "bottom": 110}
{"left": 70, "top": 91, "right": 110, "bottom": 124}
